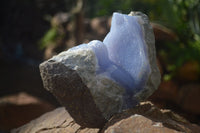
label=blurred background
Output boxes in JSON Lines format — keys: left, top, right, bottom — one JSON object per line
{"left": 0, "top": 0, "right": 199, "bottom": 132}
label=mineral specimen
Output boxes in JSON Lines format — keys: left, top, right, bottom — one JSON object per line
{"left": 39, "top": 11, "right": 161, "bottom": 128}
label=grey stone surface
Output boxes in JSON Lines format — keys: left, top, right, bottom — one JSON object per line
{"left": 39, "top": 59, "right": 107, "bottom": 128}
{"left": 39, "top": 11, "right": 161, "bottom": 128}
{"left": 49, "top": 47, "right": 125, "bottom": 119}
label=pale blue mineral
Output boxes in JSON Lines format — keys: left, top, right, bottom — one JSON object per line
{"left": 40, "top": 11, "right": 161, "bottom": 123}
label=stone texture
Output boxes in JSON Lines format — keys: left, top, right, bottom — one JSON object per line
{"left": 39, "top": 61, "right": 107, "bottom": 128}
{"left": 105, "top": 115, "right": 181, "bottom": 133}
{"left": 12, "top": 102, "right": 200, "bottom": 133}
{"left": 11, "top": 107, "right": 99, "bottom": 133}
{"left": 39, "top": 11, "right": 161, "bottom": 127}
{"left": 102, "top": 102, "right": 200, "bottom": 133}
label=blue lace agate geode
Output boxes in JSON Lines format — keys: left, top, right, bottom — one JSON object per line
{"left": 40, "top": 11, "right": 161, "bottom": 127}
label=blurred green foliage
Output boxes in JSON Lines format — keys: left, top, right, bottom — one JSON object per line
{"left": 39, "top": 28, "right": 58, "bottom": 49}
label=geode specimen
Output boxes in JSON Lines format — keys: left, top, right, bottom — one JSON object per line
{"left": 39, "top": 11, "right": 161, "bottom": 128}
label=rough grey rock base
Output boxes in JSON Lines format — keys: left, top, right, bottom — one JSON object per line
{"left": 39, "top": 61, "right": 106, "bottom": 128}
{"left": 39, "top": 11, "right": 161, "bottom": 128}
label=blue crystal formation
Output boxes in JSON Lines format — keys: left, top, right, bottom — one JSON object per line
{"left": 43, "top": 12, "right": 161, "bottom": 120}
{"left": 70, "top": 12, "right": 159, "bottom": 105}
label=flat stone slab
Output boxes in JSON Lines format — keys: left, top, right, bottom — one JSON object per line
{"left": 102, "top": 102, "right": 200, "bottom": 133}
{"left": 11, "top": 107, "right": 99, "bottom": 133}
{"left": 12, "top": 102, "right": 200, "bottom": 133}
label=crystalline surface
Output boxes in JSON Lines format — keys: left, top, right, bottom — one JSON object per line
{"left": 45, "top": 12, "right": 160, "bottom": 119}
{"left": 103, "top": 13, "right": 150, "bottom": 93}
{"left": 65, "top": 13, "right": 153, "bottom": 103}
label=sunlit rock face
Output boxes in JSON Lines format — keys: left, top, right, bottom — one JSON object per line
{"left": 39, "top": 11, "right": 161, "bottom": 128}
